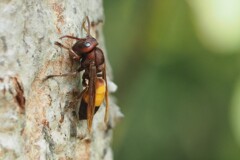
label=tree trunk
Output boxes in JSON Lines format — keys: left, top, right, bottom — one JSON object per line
{"left": 0, "top": 0, "right": 122, "bottom": 159}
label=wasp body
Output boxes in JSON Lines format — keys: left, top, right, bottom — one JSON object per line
{"left": 47, "top": 17, "right": 108, "bottom": 132}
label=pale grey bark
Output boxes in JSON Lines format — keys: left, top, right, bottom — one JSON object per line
{"left": 0, "top": 0, "right": 122, "bottom": 160}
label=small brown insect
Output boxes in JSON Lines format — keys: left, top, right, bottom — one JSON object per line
{"left": 46, "top": 16, "right": 109, "bottom": 132}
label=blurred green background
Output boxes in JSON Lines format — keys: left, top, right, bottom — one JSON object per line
{"left": 103, "top": 0, "right": 240, "bottom": 160}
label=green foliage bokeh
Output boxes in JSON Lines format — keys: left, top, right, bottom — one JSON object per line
{"left": 104, "top": 0, "right": 240, "bottom": 159}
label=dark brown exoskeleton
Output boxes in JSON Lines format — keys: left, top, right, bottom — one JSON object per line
{"left": 46, "top": 16, "right": 109, "bottom": 132}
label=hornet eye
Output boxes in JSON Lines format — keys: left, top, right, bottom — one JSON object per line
{"left": 83, "top": 42, "right": 91, "bottom": 47}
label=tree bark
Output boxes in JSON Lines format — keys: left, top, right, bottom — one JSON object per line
{"left": 0, "top": 0, "right": 122, "bottom": 159}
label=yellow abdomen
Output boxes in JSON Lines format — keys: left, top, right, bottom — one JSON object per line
{"left": 83, "top": 78, "right": 106, "bottom": 106}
